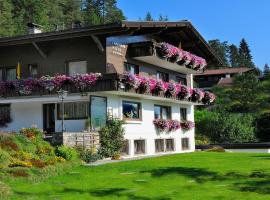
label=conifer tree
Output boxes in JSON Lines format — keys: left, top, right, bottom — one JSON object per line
{"left": 229, "top": 44, "right": 240, "bottom": 67}
{"left": 208, "top": 39, "right": 230, "bottom": 67}
{"left": 145, "top": 12, "right": 154, "bottom": 21}
{"left": 0, "top": 0, "right": 14, "bottom": 36}
{"left": 238, "top": 38, "right": 255, "bottom": 68}
{"left": 263, "top": 63, "right": 270, "bottom": 79}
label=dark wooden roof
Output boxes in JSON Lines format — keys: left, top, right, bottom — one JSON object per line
{"left": 0, "top": 20, "right": 223, "bottom": 66}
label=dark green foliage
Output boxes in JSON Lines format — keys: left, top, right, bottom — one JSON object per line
{"left": 208, "top": 39, "right": 230, "bottom": 67}
{"left": 0, "top": 0, "right": 125, "bottom": 36}
{"left": 145, "top": 11, "right": 154, "bottom": 21}
{"left": 195, "top": 110, "right": 256, "bottom": 143}
{"left": 55, "top": 146, "right": 78, "bottom": 161}
{"left": 99, "top": 119, "right": 125, "bottom": 158}
{"left": 229, "top": 44, "right": 240, "bottom": 67}
{"left": 263, "top": 63, "right": 270, "bottom": 80}
{"left": 255, "top": 112, "right": 270, "bottom": 142}
{"left": 238, "top": 38, "right": 255, "bottom": 68}
{"left": 205, "top": 146, "right": 225, "bottom": 152}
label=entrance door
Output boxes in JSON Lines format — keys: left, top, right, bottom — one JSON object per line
{"left": 90, "top": 96, "right": 107, "bottom": 131}
{"left": 43, "top": 104, "right": 55, "bottom": 133}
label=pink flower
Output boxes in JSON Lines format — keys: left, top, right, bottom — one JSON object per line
{"left": 149, "top": 78, "right": 157, "bottom": 92}
{"left": 181, "top": 120, "right": 195, "bottom": 131}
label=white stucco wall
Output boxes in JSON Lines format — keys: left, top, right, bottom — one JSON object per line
{"left": 1, "top": 93, "right": 195, "bottom": 156}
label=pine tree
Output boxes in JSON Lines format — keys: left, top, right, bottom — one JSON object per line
{"left": 159, "top": 14, "right": 168, "bottom": 21}
{"left": 208, "top": 39, "right": 230, "bottom": 67}
{"left": 238, "top": 38, "right": 255, "bottom": 68}
{"left": 229, "top": 44, "right": 240, "bottom": 67}
{"left": 0, "top": 0, "right": 15, "bottom": 36}
{"left": 145, "top": 12, "right": 154, "bottom": 21}
{"left": 263, "top": 63, "right": 270, "bottom": 79}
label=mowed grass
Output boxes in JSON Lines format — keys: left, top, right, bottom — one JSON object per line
{"left": 6, "top": 152, "right": 270, "bottom": 200}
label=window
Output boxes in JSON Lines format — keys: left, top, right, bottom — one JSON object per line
{"left": 122, "top": 101, "right": 141, "bottom": 120}
{"left": 157, "top": 71, "right": 169, "bottom": 82}
{"left": 28, "top": 64, "right": 38, "bottom": 77}
{"left": 0, "top": 104, "right": 11, "bottom": 118}
{"left": 181, "top": 138, "right": 190, "bottom": 150}
{"left": 155, "top": 138, "right": 175, "bottom": 152}
{"left": 165, "top": 139, "right": 175, "bottom": 152}
{"left": 0, "top": 67, "right": 16, "bottom": 81}
{"left": 155, "top": 139, "right": 164, "bottom": 153}
{"left": 68, "top": 61, "right": 87, "bottom": 76}
{"left": 176, "top": 75, "right": 187, "bottom": 85}
{"left": 124, "top": 62, "right": 139, "bottom": 74}
{"left": 134, "top": 140, "right": 145, "bottom": 154}
{"left": 121, "top": 140, "right": 130, "bottom": 155}
{"left": 57, "top": 102, "right": 89, "bottom": 120}
{"left": 154, "top": 105, "right": 171, "bottom": 119}
{"left": 180, "top": 108, "right": 187, "bottom": 121}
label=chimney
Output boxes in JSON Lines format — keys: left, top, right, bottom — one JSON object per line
{"left": 27, "top": 22, "right": 43, "bottom": 34}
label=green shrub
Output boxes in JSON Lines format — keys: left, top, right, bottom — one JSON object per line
{"left": 75, "top": 146, "right": 103, "bottom": 163}
{"left": 0, "top": 181, "right": 11, "bottom": 199}
{"left": 0, "top": 148, "right": 11, "bottom": 169}
{"left": 255, "top": 112, "right": 270, "bottom": 142}
{"left": 196, "top": 110, "right": 256, "bottom": 143}
{"left": 55, "top": 146, "right": 77, "bottom": 161}
{"left": 99, "top": 119, "right": 125, "bottom": 158}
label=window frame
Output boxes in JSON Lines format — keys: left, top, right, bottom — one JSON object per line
{"left": 181, "top": 138, "right": 190, "bottom": 150}
{"left": 176, "top": 75, "right": 187, "bottom": 86}
{"left": 165, "top": 138, "right": 175, "bottom": 152}
{"left": 134, "top": 139, "right": 146, "bottom": 155}
{"left": 57, "top": 101, "right": 89, "bottom": 120}
{"left": 124, "top": 62, "right": 139, "bottom": 75}
{"left": 122, "top": 100, "right": 142, "bottom": 121}
{"left": 0, "top": 104, "right": 11, "bottom": 118}
{"left": 180, "top": 107, "right": 187, "bottom": 121}
{"left": 155, "top": 139, "right": 165, "bottom": 153}
{"left": 121, "top": 140, "right": 130, "bottom": 156}
{"left": 157, "top": 71, "right": 169, "bottom": 82}
{"left": 66, "top": 60, "right": 87, "bottom": 76}
{"left": 28, "top": 64, "right": 38, "bottom": 78}
{"left": 154, "top": 105, "right": 172, "bottom": 120}
{"left": 0, "top": 66, "right": 17, "bottom": 81}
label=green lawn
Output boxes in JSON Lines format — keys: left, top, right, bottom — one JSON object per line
{"left": 5, "top": 152, "right": 270, "bottom": 200}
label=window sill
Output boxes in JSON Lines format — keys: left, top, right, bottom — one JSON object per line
{"left": 124, "top": 120, "right": 142, "bottom": 124}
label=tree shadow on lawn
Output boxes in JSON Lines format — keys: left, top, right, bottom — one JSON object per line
{"left": 252, "top": 155, "right": 270, "bottom": 160}
{"left": 141, "top": 166, "right": 270, "bottom": 195}
{"left": 14, "top": 187, "right": 172, "bottom": 200}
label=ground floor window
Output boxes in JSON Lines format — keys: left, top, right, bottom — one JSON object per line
{"left": 134, "top": 140, "right": 146, "bottom": 154}
{"left": 0, "top": 104, "right": 11, "bottom": 118}
{"left": 155, "top": 138, "right": 175, "bottom": 152}
{"left": 57, "top": 102, "right": 89, "bottom": 120}
{"left": 121, "top": 140, "right": 130, "bottom": 156}
{"left": 165, "top": 139, "right": 175, "bottom": 152}
{"left": 155, "top": 139, "right": 165, "bottom": 152}
{"left": 181, "top": 138, "right": 190, "bottom": 150}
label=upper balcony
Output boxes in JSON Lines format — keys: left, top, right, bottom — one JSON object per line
{"left": 128, "top": 41, "right": 207, "bottom": 75}
{"left": 0, "top": 73, "right": 215, "bottom": 105}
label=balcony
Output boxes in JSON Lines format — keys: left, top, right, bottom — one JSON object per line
{"left": 128, "top": 41, "right": 207, "bottom": 74}
{"left": 0, "top": 73, "right": 215, "bottom": 105}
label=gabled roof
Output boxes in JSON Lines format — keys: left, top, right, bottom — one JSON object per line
{"left": 0, "top": 20, "right": 223, "bottom": 66}
{"left": 194, "top": 67, "right": 254, "bottom": 76}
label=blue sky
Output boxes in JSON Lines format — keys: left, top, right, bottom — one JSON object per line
{"left": 117, "top": 0, "right": 270, "bottom": 69}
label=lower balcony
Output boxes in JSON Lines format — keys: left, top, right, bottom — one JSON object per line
{"left": 0, "top": 73, "right": 215, "bottom": 105}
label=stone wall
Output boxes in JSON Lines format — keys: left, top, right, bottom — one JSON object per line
{"left": 63, "top": 132, "right": 100, "bottom": 149}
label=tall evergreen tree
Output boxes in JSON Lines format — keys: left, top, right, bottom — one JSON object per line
{"left": 229, "top": 44, "right": 240, "bottom": 67}
{"left": 263, "top": 63, "right": 270, "bottom": 80}
{"left": 145, "top": 12, "right": 154, "bottom": 21}
{"left": 0, "top": 0, "right": 14, "bottom": 36}
{"left": 208, "top": 39, "right": 230, "bottom": 67}
{"left": 238, "top": 38, "right": 255, "bottom": 68}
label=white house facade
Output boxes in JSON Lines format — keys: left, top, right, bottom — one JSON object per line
{"left": 0, "top": 21, "right": 220, "bottom": 157}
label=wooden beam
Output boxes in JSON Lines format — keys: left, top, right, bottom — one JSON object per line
{"left": 91, "top": 34, "right": 104, "bottom": 52}
{"left": 32, "top": 41, "right": 47, "bottom": 58}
